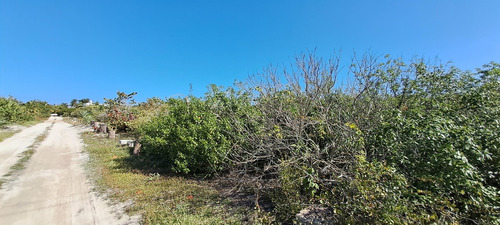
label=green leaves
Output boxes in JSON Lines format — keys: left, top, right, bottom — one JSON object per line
{"left": 138, "top": 87, "right": 251, "bottom": 175}
{"left": 0, "top": 97, "right": 29, "bottom": 123}
{"left": 367, "top": 61, "right": 500, "bottom": 223}
{"left": 104, "top": 91, "right": 137, "bottom": 131}
{"left": 133, "top": 56, "right": 500, "bottom": 224}
{"left": 0, "top": 97, "right": 54, "bottom": 123}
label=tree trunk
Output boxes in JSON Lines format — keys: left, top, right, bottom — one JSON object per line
{"left": 133, "top": 141, "right": 142, "bottom": 155}
{"left": 93, "top": 122, "right": 101, "bottom": 132}
{"left": 108, "top": 129, "right": 116, "bottom": 139}
{"left": 99, "top": 124, "right": 107, "bottom": 133}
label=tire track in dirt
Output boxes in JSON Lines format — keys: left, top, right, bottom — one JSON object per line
{"left": 0, "top": 118, "right": 54, "bottom": 176}
{"left": 0, "top": 117, "right": 135, "bottom": 225}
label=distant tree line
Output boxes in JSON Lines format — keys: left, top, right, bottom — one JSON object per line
{"left": 0, "top": 98, "right": 54, "bottom": 126}
{"left": 0, "top": 97, "right": 101, "bottom": 127}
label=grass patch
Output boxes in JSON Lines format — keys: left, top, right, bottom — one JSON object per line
{"left": 33, "top": 126, "right": 51, "bottom": 143}
{"left": 0, "top": 130, "right": 19, "bottom": 142}
{"left": 8, "top": 149, "right": 35, "bottom": 173}
{"left": 19, "top": 117, "right": 49, "bottom": 127}
{"left": 0, "top": 117, "right": 50, "bottom": 143}
{"left": 82, "top": 132, "right": 266, "bottom": 224}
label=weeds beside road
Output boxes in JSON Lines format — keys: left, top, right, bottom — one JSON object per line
{"left": 0, "top": 130, "right": 18, "bottom": 143}
{"left": 0, "top": 118, "right": 47, "bottom": 143}
{"left": 82, "top": 132, "right": 265, "bottom": 224}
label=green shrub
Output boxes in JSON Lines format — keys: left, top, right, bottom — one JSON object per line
{"left": 228, "top": 55, "right": 499, "bottom": 224}
{"left": 270, "top": 162, "right": 308, "bottom": 223}
{"left": 71, "top": 105, "right": 105, "bottom": 124}
{"left": 139, "top": 97, "right": 229, "bottom": 174}
{"left": 53, "top": 103, "right": 74, "bottom": 116}
{"left": 131, "top": 54, "right": 500, "bottom": 224}
{"left": 127, "top": 97, "right": 168, "bottom": 133}
{"left": 0, "top": 97, "right": 30, "bottom": 123}
{"left": 138, "top": 85, "right": 254, "bottom": 175}
{"left": 367, "top": 62, "right": 500, "bottom": 223}
{"left": 24, "top": 100, "right": 53, "bottom": 119}
{"left": 331, "top": 154, "right": 420, "bottom": 224}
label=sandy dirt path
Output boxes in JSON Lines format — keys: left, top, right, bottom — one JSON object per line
{"left": 0, "top": 118, "right": 54, "bottom": 176}
{"left": 0, "top": 117, "right": 134, "bottom": 225}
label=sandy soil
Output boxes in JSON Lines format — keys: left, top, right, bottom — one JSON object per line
{"left": 0, "top": 117, "right": 136, "bottom": 225}
{"left": 0, "top": 118, "right": 53, "bottom": 176}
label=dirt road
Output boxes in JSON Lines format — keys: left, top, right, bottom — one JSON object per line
{"left": 0, "top": 119, "right": 53, "bottom": 176}
{"left": 0, "top": 117, "right": 133, "bottom": 225}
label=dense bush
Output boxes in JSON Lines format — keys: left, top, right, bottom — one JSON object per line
{"left": 127, "top": 97, "right": 168, "bottom": 132}
{"left": 234, "top": 56, "right": 498, "bottom": 223}
{"left": 0, "top": 97, "right": 30, "bottom": 124}
{"left": 140, "top": 98, "right": 218, "bottom": 173}
{"left": 24, "top": 100, "right": 53, "bottom": 119}
{"left": 137, "top": 85, "right": 255, "bottom": 175}
{"left": 70, "top": 105, "right": 106, "bottom": 124}
{"left": 53, "top": 103, "right": 75, "bottom": 117}
{"left": 367, "top": 61, "right": 500, "bottom": 223}
{"left": 133, "top": 53, "right": 499, "bottom": 223}
{"left": 0, "top": 97, "right": 56, "bottom": 125}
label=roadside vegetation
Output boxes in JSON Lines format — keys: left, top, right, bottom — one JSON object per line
{"left": 0, "top": 94, "right": 99, "bottom": 128}
{"left": 82, "top": 132, "right": 264, "bottom": 224}
{"left": 134, "top": 54, "right": 498, "bottom": 224}
{"left": 128, "top": 54, "right": 499, "bottom": 224}
{"left": 0, "top": 97, "right": 60, "bottom": 143}
{"left": 3, "top": 52, "right": 499, "bottom": 224}
{"left": 0, "top": 130, "right": 19, "bottom": 142}
{"left": 0, "top": 98, "right": 54, "bottom": 125}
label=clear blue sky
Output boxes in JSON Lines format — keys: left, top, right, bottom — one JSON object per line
{"left": 1, "top": 1, "right": 499, "bottom": 104}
